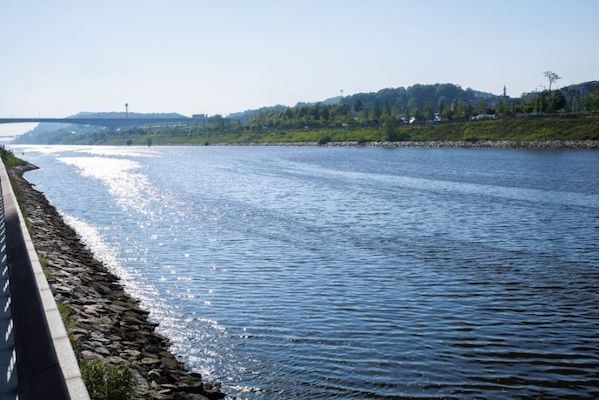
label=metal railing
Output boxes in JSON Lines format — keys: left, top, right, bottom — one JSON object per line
{"left": 0, "top": 181, "right": 18, "bottom": 399}
{"left": 0, "top": 167, "right": 89, "bottom": 399}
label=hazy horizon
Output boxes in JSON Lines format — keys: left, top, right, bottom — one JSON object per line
{"left": 1, "top": 0, "right": 598, "bottom": 136}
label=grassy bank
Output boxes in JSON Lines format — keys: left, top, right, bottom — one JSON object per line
{"left": 1, "top": 148, "right": 28, "bottom": 167}
{"left": 39, "top": 113, "right": 599, "bottom": 146}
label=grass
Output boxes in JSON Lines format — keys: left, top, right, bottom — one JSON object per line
{"left": 1, "top": 152, "right": 37, "bottom": 236}
{"left": 66, "top": 112, "right": 599, "bottom": 146}
{"left": 56, "top": 301, "right": 78, "bottom": 333}
{"left": 38, "top": 253, "right": 51, "bottom": 275}
{"left": 52, "top": 258, "right": 136, "bottom": 399}
{"left": 0, "top": 148, "right": 27, "bottom": 167}
{"left": 80, "top": 359, "right": 136, "bottom": 400}
{"left": 58, "top": 297, "right": 137, "bottom": 399}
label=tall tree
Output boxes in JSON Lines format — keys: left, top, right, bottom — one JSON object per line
{"left": 353, "top": 99, "right": 364, "bottom": 113}
{"left": 406, "top": 98, "right": 417, "bottom": 118}
{"left": 437, "top": 96, "right": 448, "bottom": 113}
{"left": 497, "top": 100, "right": 510, "bottom": 117}
{"left": 423, "top": 101, "right": 433, "bottom": 121}
{"left": 543, "top": 71, "right": 562, "bottom": 92}
{"left": 584, "top": 93, "right": 599, "bottom": 111}
{"left": 453, "top": 100, "right": 463, "bottom": 120}
{"left": 373, "top": 103, "right": 382, "bottom": 122}
{"left": 551, "top": 90, "right": 567, "bottom": 111}
{"left": 536, "top": 91, "right": 549, "bottom": 113}
{"left": 382, "top": 116, "right": 399, "bottom": 141}
{"left": 414, "top": 109, "right": 423, "bottom": 122}
{"left": 381, "top": 102, "right": 391, "bottom": 119}
{"left": 461, "top": 101, "right": 473, "bottom": 119}
{"left": 474, "top": 100, "right": 488, "bottom": 115}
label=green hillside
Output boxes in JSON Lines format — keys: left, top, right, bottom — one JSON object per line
{"left": 63, "top": 113, "right": 599, "bottom": 146}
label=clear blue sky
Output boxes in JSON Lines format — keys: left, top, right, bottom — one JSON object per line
{"left": 1, "top": 0, "right": 598, "bottom": 136}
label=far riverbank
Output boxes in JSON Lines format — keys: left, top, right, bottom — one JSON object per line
{"left": 204, "top": 139, "right": 599, "bottom": 149}
{"left": 13, "top": 113, "right": 599, "bottom": 147}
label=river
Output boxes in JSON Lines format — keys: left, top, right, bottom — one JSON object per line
{"left": 11, "top": 145, "right": 599, "bottom": 399}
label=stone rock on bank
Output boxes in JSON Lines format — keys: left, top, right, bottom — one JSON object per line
{"left": 8, "top": 164, "right": 225, "bottom": 400}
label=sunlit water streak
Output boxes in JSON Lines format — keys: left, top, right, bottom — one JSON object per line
{"left": 12, "top": 145, "right": 599, "bottom": 399}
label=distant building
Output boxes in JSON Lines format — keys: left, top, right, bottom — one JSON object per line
{"left": 471, "top": 114, "right": 497, "bottom": 121}
{"left": 192, "top": 114, "right": 207, "bottom": 120}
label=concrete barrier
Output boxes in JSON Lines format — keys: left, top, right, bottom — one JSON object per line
{"left": 0, "top": 184, "right": 18, "bottom": 399}
{"left": 0, "top": 162, "right": 89, "bottom": 400}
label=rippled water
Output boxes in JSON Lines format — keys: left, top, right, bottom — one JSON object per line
{"left": 12, "top": 145, "right": 599, "bottom": 399}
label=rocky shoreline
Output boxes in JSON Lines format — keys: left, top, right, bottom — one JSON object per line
{"left": 15, "top": 139, "right": 599, "bottom": 149}
{"left": 209, "top": 139, "right": 599, "bottom": 149}
{"left": 331, "top": 139, "right": 599, "bottom": 149}
{"left": 8, "top": 164, "right": 225, "bottom": 400}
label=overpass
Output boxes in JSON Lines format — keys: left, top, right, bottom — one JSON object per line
{"left": 0, "top": 117, "right": 195, "bottom": 130}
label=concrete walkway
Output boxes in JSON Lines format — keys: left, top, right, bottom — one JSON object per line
{"left": 0, "top": 162, "right": 89, "bottom": 400}
{"left": 0, "top": 184, "right": 17, "bottom": 400}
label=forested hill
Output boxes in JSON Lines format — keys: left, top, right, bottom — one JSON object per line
{"left": 14, "top": 112, "right": 186, "bottom": 144}
{"left": 11, "top": 81, "right": 599, "bottom": 145}
{"left": 337, "top": 83, "right": 498, "bottom": 112}
{"left": 228, "top": 81, "right": 599, "bottom": 131}
{"left": 228, "top": 83, "right": 501, "bottom": 123}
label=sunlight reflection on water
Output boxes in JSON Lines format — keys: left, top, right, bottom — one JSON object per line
{"left": 14, "top": 145, "right": 599, "bottom": 399}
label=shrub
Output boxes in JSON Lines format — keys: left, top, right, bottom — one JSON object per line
{"left": 81, "top": 359, "right": 136, "bottom": 400}
{"left": 462, "top": 127, "right": 479, "bottom": 142}
{"left": 396, "top": 133, "right": 411, "bottom": 141}
{"left": 382, "top": 117, "right": 400, "bottom": 141}
{"left": 317, "top": 136, "right": 331, "bottom": 145}
{"left": 0, "top": 148, "right": 26, "bottom": 167}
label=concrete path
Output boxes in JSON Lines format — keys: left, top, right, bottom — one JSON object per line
{"left": 0, "top": 184, "right": 17, "bottom": 400}
{"left": 0, "top": 162, "right": 89, "bottom": 400}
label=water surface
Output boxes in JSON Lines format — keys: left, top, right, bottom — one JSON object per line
{"left": 13, "top": 145, "right": 599, "bottom": 399}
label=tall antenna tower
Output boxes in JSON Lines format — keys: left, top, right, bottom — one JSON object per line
{"left": 125, "top": 103, "right": 129, "bottom": 118}
{"left": 340, "top": 89, "right": 344, "bottom": 97}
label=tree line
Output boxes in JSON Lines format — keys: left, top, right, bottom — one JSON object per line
{"left": 14, "top": 80, "right": 599, "bottom": 146}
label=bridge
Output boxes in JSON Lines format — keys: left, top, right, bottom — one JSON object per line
{"left": 0, "top": 117, "right": 195, "bottom": 130}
